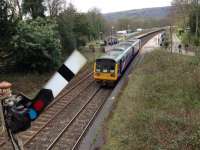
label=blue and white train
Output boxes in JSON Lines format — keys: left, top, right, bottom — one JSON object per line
{"left": 94, "top": 39, "right": 142, "bottom": 85}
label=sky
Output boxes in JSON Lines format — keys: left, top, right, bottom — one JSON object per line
{"left": 69, "top": 0, "right": 173, "bottom": 13}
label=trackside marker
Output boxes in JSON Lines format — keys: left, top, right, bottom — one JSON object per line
{"left": 44, "top": 73, "right": 69, "bottom": 98}
{"left": 44, "top": 50, "right": 87, "bottom": 98}
{"left": 28, "top": 50, "right": 87, "bottom": 121}
{"left": 64, "top": 50, "right": 87, "bottom": 74}
{"left": 58, "top": 65, "right": 75, "bottom": 81}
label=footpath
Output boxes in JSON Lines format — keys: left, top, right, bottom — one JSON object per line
{"left": 172, "top": 34, "right": 195, "bottom": 56}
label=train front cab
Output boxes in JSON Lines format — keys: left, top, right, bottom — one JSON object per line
{"left": 94, "top": 59, "right": 119, "bottom": 86}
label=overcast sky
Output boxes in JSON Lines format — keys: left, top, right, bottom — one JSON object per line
{"left": 69, "top": 0, "right": 172, "bottom": 13}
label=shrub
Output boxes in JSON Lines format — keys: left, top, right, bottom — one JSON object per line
{"left": 11, "top": 18, "right": 61, "bottom": 72}
{"left": 182, "top": 33, "right": 190, "bottom": 45}
{"left": 103, "top": 50, "right": 200, "bottom": 150}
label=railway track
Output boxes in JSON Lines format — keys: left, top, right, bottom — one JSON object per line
{"left": 0, "top": 68, "right": 94, "bottom": 149}
{"left": 0, "top": 81, "right": 111, "bottom": 150}
{"left": 21, "top": 82, "right": 101, "bottom": 149}
{"left": 46, "top": 88, "right": 111, "bottom": 150}
{"left": 0, "top": 29, "right": 164, "bottom": 150}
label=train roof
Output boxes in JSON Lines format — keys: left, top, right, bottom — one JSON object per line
{"left": 99, "top": 50, "right": 123, "bottom": 62}
{"left": 116, "top": 42, "right": 133, "bottom": 50}
{"left": 128, "top": 38, "right": 139, "bottom": 43}
{"left": 97, "top": 39, "right": 140, "bottom": 62}
{"left": 112, "top": 47, "right": 125, "bottom": 51}
{"left": 113, "top": 41, "right": 138, "bottom": 51}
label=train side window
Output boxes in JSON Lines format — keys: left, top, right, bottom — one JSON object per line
{"left": 132, "top": 47, "right": 134, "bottom": 54}
{"left": 119, "top": 60, "right": 122, "bottom": 73}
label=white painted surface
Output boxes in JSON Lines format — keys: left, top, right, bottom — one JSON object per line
{"left": 64, "top": 50, "right": 87, "bottom": 74}
{"left": 45, "top": 50, "right": 87, "bottom": 97}
{"left": 44, "top": 73, "right": 68, "bottom": 97}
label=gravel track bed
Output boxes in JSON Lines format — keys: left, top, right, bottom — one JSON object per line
{"left": 56, "top": 68, "right": 91, "bottom": 100}
{"left": 23, "top": 82, "right": 99, "bottom": 150}
{"left": 49, "top": 89, "right": 111, "bottom": 150}
{"left": 0, "top": 69, "right": 93, "bottom": 149}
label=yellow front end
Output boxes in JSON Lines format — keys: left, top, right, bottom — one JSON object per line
{"left": 93, "top": 63, "right": 118, "bottom": 81}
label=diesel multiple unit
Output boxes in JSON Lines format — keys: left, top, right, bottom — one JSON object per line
{"left": 94, "top": 39, "right": 141, "bottom": 86}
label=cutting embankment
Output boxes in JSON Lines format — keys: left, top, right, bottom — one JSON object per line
{"left": 103, "top": 49, "right": 200, "bottom": 149}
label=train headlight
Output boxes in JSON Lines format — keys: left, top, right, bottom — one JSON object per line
{"left": 96, "top": 69, "right": 100, "bottom": 72}
{"left": 103, "top": 69, "right": 108, "bottom": 73}
{"left": 110, "top": 70, "right": 115, "bottom": 73}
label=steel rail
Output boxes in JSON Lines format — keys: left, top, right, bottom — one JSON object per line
{"left": 46, "top": 87, "right": 101, "bottom": 150}
{"left": 0, "top": 71, "right": 93, "bottom": 148}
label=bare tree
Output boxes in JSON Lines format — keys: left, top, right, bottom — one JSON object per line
{"left": 6, "top": 0, "right": 22, "bottom": 19}
{"left": 192, "top": 0, "right": 200, "bottom": 37}
{"left": 15, "top": 0, "right": 22, "bottom": 19}
{"left": 46, "top": 0, "right": 65, "bottom": 17}
{"left": 172, "top": 0, "right": 191, "bottom": 27}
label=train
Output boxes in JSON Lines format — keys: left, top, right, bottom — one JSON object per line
{"left": 93, "top": 38, "right": 142, "bottom": 86}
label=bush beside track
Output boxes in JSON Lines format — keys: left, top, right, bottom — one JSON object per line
{"left": 103, "top": 49, "right": 200, "bottom": 150}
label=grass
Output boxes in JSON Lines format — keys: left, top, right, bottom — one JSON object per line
{"left": 103, "top": 49, "right": 200, "bottom": 150}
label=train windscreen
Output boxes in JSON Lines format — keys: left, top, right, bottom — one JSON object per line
{"left": 96, "top": 59, "right": 115, "bottom": 73}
